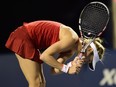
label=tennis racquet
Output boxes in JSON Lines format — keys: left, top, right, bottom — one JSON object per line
{"left": 75, "top": 1, "right": 110, "bottom": 60}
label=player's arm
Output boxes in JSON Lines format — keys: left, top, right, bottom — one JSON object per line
{"left": 40, "top": 25, "right": 80, "bottom": 74}
{"left": 51, "top": 50, "right": 75, "bottom": 75}
{"left": 40, "top": 36, "right": 75, "bottom": 70}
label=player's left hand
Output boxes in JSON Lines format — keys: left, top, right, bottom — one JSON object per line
{"left": 73, "top": 56, "right": 85, "bottom": 74}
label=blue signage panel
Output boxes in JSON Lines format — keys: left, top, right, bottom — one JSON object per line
{"left": 44, "top": 49, "right": 116, "bottom": 87}
{"left": 0, "top": 49, "right": 116, "bottom": 87}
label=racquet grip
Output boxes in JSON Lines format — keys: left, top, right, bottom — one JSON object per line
{"left": 74, "top": 52, "right": 84, "bottom": 61}
{"left": 78, "top": 52, "right": 83, "bottom": 59}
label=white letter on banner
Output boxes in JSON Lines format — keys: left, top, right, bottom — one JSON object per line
{"left": 114, "top": 72, "right": 116, "bottom": 85}
{"left": 99, "top": 69, "right": 116, "bottom": 86}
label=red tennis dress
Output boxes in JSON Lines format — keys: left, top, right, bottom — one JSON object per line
{"left": 5, "top": 20, "right": 61, "bottom": 63}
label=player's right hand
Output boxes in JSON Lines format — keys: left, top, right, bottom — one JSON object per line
{"left": 67, "top": 57, "right": 84, "bottom": 74}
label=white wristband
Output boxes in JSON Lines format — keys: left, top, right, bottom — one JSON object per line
{"left": 61, "top": 64, "right": 70, "bottom": 73}
{"left": 61, "top": 62, "right": 72, "bottom": 73}
{"left": 67, "top": 62, "right": 72, "bottom": 67}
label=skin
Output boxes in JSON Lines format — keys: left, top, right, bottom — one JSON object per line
{"left": 15, "top": 24, "right": 93, "bottom": 87}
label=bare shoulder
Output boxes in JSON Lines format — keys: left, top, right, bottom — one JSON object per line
{"left": 59, "top": 24, "right": 79, "bottom": 42}
{"left": 42, "top": 24, "right": 80, "bottom": 56}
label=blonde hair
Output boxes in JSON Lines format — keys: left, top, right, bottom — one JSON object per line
{"left": 94, "top": 38, "right": 105, "bottom": 60}
{"left": 84, "top": 38, "right": 105, "bottom": 60}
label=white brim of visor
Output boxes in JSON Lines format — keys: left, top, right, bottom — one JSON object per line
{"left": 88, "top": 42, "right": 101, "bottom": 71}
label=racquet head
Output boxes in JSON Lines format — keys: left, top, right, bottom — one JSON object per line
{"left": 79, "top": 1, "right": 110, "bottom": 39}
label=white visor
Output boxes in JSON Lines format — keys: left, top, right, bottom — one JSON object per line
{"left": 88, "top": 42, "right": 101, "bottom": 71}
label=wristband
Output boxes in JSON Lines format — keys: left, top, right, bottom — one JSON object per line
{"left": 67, "top": 62, "right": 72, "bottom": 67}
{"left": 61, "top": 62, "right": 72, "bottom": 73}
{"left": 61, "top": 64, "right": 69, "bottom": 73}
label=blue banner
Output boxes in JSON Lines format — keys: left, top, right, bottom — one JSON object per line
{"left": 0, "top": 49, "right": 116, "bottom": 87}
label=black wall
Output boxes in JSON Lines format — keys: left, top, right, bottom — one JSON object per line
{"left": 0, "top": 0, "right": 112, "bottom": 54}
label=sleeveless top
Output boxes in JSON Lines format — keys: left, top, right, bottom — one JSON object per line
{"left": 24, "top": 20, "right": 61, "bottom": 50}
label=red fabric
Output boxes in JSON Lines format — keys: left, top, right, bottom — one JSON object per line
{"left": 5, "top": 20, "right": 61, "bottom": 63}
{"left": 24, "top": 20, "right": 61, "bottom": 49}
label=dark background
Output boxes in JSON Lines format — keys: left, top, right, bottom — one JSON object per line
{"left": 0, "top": 0, "right": 113, "bottom": 54}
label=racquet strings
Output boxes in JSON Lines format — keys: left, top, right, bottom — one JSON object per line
{"left": 79, "top": 2, "right": 109, "bottom": 37}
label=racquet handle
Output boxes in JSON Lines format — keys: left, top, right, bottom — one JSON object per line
{"left": 74, "top": 52, "right": 84, "bottom": 61}
{"left": 78, "top": 52, "right": 83, "bottom": 59}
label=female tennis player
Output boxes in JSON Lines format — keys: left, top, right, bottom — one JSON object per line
{"left": 5, "top": 20, "right": 105, "bottom": 87}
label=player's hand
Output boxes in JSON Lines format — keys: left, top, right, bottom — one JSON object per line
{"left": 67, "top": 58, "right": 84, "bottom": 74}
{"left": 75, "top": 57, "right": 85, "bottom": 74}
{"left": 72, "top": 56, "right": 85, "bottom": 74}
{"left": 67, "top": 61, "right": 77, "bottom": 74}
